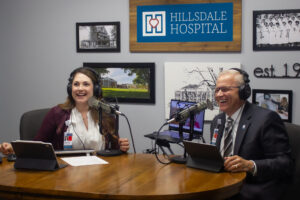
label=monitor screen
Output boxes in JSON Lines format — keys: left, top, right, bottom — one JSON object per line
{"left": 168, "top": 99, "right": 205, "bottom": 135}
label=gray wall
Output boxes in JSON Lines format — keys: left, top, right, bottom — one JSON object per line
{"left": 0, "top": 0, "right": 299, "bottom": 153}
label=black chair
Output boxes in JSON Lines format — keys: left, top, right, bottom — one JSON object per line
{"left": 283, "top": 122, "right": 300, "bottom": 200}
{"left": 19, "top": 108, "right": 50, "bottom": 140}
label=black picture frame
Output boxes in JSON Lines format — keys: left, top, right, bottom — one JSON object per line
{"left": 253, "top": 9, "right": 300, "bottom": 51}
{"left": 83, "top": 62, "right": 155, "bottom": 104}
{"left": 76, "top": 22, "right": 120, "bottom": 52}
{"left": 252, "top": 89, "right": 293, "bottom": 122}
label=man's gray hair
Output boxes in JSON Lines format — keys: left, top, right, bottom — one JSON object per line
{"left": 218, "top": 69, "right": 244, "bottom": 86}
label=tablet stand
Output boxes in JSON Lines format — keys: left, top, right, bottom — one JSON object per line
{"left": 15, "top": 158, "right": 61, "bottom": 171}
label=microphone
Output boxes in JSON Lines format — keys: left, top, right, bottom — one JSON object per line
{"left": 88, "top": 96, "right": 122, "bottom": 115}
{"left": 167, "top": 99, "right": 213, "bottom": 124}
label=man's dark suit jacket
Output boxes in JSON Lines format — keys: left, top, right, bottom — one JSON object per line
{"left": 210, "top": 101, "right": 293, "bottom": 200}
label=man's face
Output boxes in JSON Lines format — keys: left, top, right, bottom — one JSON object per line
{"left": 215, "top": 73, "right": 244, "bottom": 116}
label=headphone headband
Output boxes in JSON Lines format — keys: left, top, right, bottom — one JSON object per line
{"left": 230, "top": 68, "right": 250, "bottom": 84}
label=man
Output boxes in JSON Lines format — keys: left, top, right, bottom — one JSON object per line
{"left": 210, "top": 69, "right": 293, "bottom": 200}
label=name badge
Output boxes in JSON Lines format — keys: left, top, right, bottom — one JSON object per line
{"left": 64, "top": 132, "right": 73, "bottom": 149}
{"left": 211, "top": 128, "right": 219, "bottom": 145}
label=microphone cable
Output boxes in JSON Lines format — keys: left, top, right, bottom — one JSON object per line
{"left": 154, "top": 122, "right": 172, "bottom": 165}
{"left": 70, "top": 114, "right": 86, "bottom": 150}
{"left": 120, "top": 113, "right": 136, "bottom": 154}
{"left": 109, "top": 98, "right": 136, "bottom": 154}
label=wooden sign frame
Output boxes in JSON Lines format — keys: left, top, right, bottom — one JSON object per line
{"left": 130, "top": 0, "right": 241, "bottom": 52}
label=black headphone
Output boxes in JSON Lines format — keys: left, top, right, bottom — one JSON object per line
{"left": 230, "top": 68, "right": 251, "bottom": 100}
{"left": 67, "top": 67, "right": 102, "bottom": 98}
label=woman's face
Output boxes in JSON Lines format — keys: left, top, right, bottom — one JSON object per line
{"left": 71, "top": 72, "right": 94, "bottom": 106}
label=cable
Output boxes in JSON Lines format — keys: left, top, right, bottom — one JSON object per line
{"left": 70, "top": 113, "right": 86, "bottom": 150}
{"left": 120, "top": 113, "right": 136, "bottom": 154}
{"left": 154, "top": 122, "right": 172, "bottom": 165}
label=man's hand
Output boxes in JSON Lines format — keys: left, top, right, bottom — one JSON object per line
{"left": 224, "top": 155, "right": 255, "bottom": 173}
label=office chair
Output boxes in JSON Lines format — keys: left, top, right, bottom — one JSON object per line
{"left": 284, "top": 122, "right": 300, "bottom": 199}
{"left": 19, "top": 108, "right": 50, "bottom": 140}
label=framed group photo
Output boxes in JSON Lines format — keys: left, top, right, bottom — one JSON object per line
{"left": 253, "top": 9, "right": 300, "bottom": 51}
{"left": 83, "top": 62, "right": 155, "bottom": 104}
{"left": 76, "top": 22, "right": 120, "bottom": 52}
{"left": 252, "top": 89, "right": 293, "bottom": 122}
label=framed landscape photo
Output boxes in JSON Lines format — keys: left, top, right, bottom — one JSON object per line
{"left": 76, "top": 22, "right": 120, "bottom": 52}
{"left": 83, "top": 63, "right": 155, "bottom": 104}
{"left": 252, "top": 89, "right": 293, "bottom": 122}
{"left": 253, "top": 9, "right": 300, "bottom": 51}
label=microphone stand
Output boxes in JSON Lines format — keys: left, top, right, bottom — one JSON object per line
{"left": 97, "top": 105, "right": 122, "bottom": 157}
{"left": 170, "top": 121, "right": 187, "bottom": 164}
{"left": 189, "top": 112, "right": 195, "bottom": 141}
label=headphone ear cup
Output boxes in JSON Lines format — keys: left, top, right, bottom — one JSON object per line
{"left": 239, "top": 84, "right": 251, "bottom": 100}
{"left": 230, "top": 68, "right": 251, "bottom": 100}
{"left": 93, "top": 84, "right": 102, "bottom": 98}
{"left": 243, "top": 84, "right": 251, "bottom": 99}
{"left": 67, "top": 77, "right": 73, "bottom": 97}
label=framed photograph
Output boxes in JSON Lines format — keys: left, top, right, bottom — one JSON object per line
{"left": 253, "top": 9, "right": 300, "bottom": 51}
{"left": 164, "top": 62, "right": 241, "bottom": 121}
{"left": 83, "top": 63, "right": 155, "bottom": 104}
{"left": 76, "top": 22, "right": 120, "bottom": 52}
{"left": 252, "top": 89, "right": 293, "bottom": 122}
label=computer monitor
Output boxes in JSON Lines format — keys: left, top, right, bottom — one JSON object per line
{"left": 168, "top": 99, "right": 205, "bottom": 137}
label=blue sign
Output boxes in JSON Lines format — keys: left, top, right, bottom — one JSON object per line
{"left": 137, "top": 3, "right": 233, "bottom": 43}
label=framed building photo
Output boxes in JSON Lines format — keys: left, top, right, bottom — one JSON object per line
{"left": 253, "top": 9, "right": 300, "bottom": 51}
{"left": 83, "top": 63, "right": 155, "bottom": 104}
{"left": 164, "top": 62, "right": 241, "bottom": 121}
{"left": 252, "top": 89, "right": 293, "bottom": 122}
{"left": 76, "top": 22, "right": 120, "bottom": 52}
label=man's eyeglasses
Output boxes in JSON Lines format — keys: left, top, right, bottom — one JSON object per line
{"left": 214, "top": 86, "right": 240, "bottom": 94}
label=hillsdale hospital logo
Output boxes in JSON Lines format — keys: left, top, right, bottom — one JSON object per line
{"left": 137, "top": 3, "right": 233, "bottom": 43}
{"left": 142, "top": 11, "right": 166, "bottom": 37}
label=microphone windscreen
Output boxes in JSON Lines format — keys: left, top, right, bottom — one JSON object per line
{"left": 88, "top": 96, "right": 98, "bottom": 108}
{"left": 206, "top": 99, "right": 214, "bottom": 110}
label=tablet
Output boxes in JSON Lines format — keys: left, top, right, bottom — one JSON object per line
{"left": 183, "top": 141, "right": 224, "bottom": 172}
{"left": 11, "top": 140, "right": 67, "bottom": 171}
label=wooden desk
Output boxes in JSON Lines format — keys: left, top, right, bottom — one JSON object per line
{"left": 0, "top": 154, "right": 245, "bottom": 200}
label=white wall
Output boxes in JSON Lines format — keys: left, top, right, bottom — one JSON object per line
{"left": 0, "top": 0, "right": 299, "bottom": 153}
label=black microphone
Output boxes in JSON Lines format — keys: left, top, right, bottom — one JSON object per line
{"left": 167, "top": 99, "right": 213, "bottom": 124}
{"left": 88, "top": 96, "right": 122, "bottom": 115}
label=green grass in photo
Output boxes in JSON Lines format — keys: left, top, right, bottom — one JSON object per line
{"left": 102, "top": 88, "right": 150, "bottom": 99}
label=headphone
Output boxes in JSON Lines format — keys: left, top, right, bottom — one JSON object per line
{"left": 230, "top": 68, "right": 251, "bottom": 100}
{"left": 67, "top": 67, "right": 102, "bottom": 98}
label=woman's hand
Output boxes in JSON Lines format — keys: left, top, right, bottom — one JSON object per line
{"left": 0, "top": 142, "right": 14, "bottom": 155}
{"left": 118, "top": 138, "right": 130, "bottom": 152}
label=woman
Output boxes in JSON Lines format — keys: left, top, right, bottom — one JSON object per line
{"left": 0, "top": 67, "right": 129, "bottom": 155}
